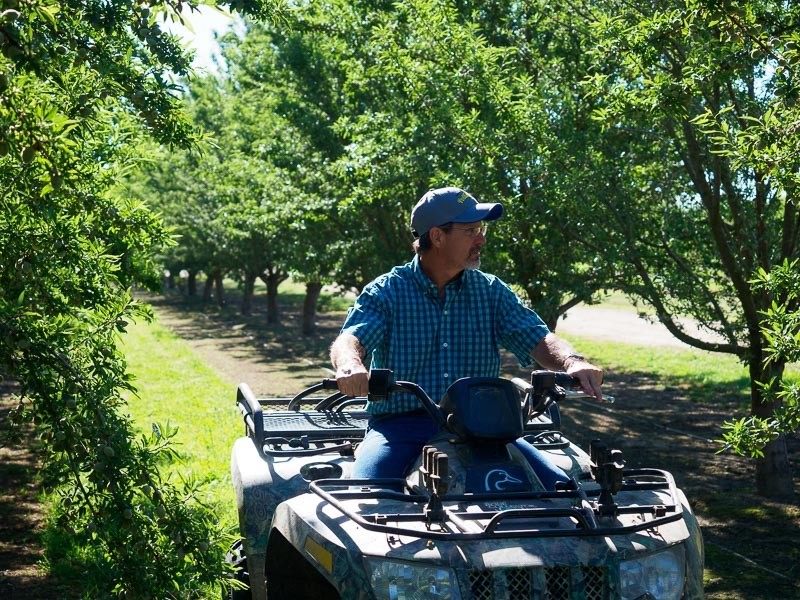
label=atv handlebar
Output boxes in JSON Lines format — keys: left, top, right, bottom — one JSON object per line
{"left": 529, "top": 370, "right": 615, "bottom": 404}
{"left": 318, "top": 370, "right": 613, "bottom": 423}
{"left": 318, "top": 374, "right": 448, "bottom": 428}
{"left": 327, "top": 370, "right": 615, "bottom": 402}
{"left": 321, "top": 378, "right": 340, "bottom": 391}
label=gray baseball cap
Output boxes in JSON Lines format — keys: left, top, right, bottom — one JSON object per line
{"left": 410, "top": 187, "right": 504, "bottom": 237}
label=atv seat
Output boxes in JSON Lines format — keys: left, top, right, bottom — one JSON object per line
{"left": 438, "top": 377, "right": 523, "bottom": 442}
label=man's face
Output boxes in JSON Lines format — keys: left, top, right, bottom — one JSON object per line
{"left": 443, "top": 222, "right": 488, "bottom": 270}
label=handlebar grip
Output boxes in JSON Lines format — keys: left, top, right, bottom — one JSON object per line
{"left": 322, "top": 378, "right": 340, "bottom": 390}
{"left": 554, "top": 372, "right": 581, "bottom": 390}
{"left": 532, "top": 370, "right": 581, "bottom": 391}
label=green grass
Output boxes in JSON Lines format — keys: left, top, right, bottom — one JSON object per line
{"left": 566, "top": 335, "right": 753, "bottom": 402}
{"left": 119, "top": 315, "right": 240, "bottom": 529}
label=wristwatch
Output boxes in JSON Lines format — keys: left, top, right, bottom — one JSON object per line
{"left": 565, "top": 354, "right": 585, "bottom": 364}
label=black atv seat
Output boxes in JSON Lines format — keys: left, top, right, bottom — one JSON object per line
{"left": 439, "top": 377, "right": 524, "bottom": 442}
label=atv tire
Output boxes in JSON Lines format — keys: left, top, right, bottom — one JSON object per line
{"left": 225, "top": 538, "right": 251, "bottom": 600}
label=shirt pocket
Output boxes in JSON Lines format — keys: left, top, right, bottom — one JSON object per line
{"left": 447, "top": 304, "right": 497, "bottom": 378}
{"left": 388, "top": 306, "right": 437, "bottom": 376}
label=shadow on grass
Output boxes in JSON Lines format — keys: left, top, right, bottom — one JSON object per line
{"left": 0, "top": 382, "right": 78, "bottom": 599}
{"left": 146, "top": 291, "right": 339, "bottom": 369}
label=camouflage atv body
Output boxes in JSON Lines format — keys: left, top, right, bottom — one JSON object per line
{"left": 229, "top": 370, "right": 704, "bottom": 599}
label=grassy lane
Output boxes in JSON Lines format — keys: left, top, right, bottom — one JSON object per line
{"left": 119, "top": 315, "right": 241, "bottom": 529}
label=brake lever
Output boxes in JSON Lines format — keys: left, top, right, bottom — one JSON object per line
{"left": 562, "top": 389, "right": 616, "bottom": 404}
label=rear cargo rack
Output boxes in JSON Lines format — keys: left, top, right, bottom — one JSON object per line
{"left": 236, "top": 383, "right": 368, "bottom": 457}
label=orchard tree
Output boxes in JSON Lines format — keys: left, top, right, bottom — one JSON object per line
{"left": 212, "top": 159, "right": 295, "bottom": 319}
{"left": 142, "top": 26, "right": 341, "bottom": 326}
{"left": 0, "top": 0, "right": 283, "bottom": 596}
{"left": 240, "top": 1, "right": 417, "bottom": 291}
{"left": 328, "top": 0, "right": 616, "bottom": 325}
{"left": 722, "top": 259, "right": 800, "bottom": 462}
{"left": 216, "top": 18, "right": 352, "bottom": 320}
{"left": 584, "top": 0, "right": 799, "bottom": 497}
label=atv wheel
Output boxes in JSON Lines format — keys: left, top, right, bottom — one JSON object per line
{"left": 225, "top": 538, "right": 251, "bottom": 600}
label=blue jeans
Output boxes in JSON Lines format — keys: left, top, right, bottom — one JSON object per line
{"left": 352, "top": 411, "right": 569, "bottom": 490}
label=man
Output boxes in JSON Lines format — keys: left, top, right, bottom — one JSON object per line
{"left": 330, "top": 187, "right": 604, "bottom": 487}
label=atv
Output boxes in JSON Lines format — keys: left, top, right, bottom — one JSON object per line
{"left": 228, "top": 369, "right": 704, "bottom": 599}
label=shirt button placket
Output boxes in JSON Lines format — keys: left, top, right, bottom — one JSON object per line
{"left": 442, "top": 298, "right": 451, "bottom": 386}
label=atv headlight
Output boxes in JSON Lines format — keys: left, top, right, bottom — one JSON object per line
{"left": 620, "top": 544, "right": 685, "bottom": 600}
{"left": 365, "top": 557, "right": 462, "bottom": 599}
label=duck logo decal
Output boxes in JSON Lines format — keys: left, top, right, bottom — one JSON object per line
{"left": 485, "top": 469, "right": 523, "bottom": 491}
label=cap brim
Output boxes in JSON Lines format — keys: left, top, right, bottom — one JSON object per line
{"left": 450, "top": 202, "right": 504, "bottom": 224}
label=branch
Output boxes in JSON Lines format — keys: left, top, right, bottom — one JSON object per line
{"left": 632, "top": 253, "right": 743, "bottom": 354}
{"left": 557, "top": 294, "right": 590, "bottom": 316}
{"left": 678, "top": 117, "right": 761, "bottom": 332}
{"left": 657, "top": 201, "right": 741, "bottom": 345}
{"left": 719, "top": 8, "right": 795, "bottom": 77}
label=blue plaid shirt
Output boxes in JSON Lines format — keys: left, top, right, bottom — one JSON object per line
{"left": 340, "top": 256, "right": 550, "bottom": 415}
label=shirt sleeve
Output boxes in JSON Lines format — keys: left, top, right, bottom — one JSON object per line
{"left": 495, "top": 280, "right": 550, "bottom": 366}
{"left": 340, "top": 284, "right": 387, "bottom": 355}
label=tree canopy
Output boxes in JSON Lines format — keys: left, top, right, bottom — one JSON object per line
{"left": 0, "top": 0, "right": 283, "bottom": 596}
{"left": 137, "top": 0, "right": 800, "bottom": 501}
{"left": 580, "top": 0, "right": 799, "bottom": 496}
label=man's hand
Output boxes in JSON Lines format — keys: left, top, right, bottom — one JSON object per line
{"left": 531, "top": 334, "right": 604, "bottom": 401}
{"left": 335, "top": 361, "right": 369, "bottom": 397}
{"left": 564, "top": 357, "right": 604, "bottom": 401}
{"left": 330, "top": 333, "right": 370, "bottom": 397}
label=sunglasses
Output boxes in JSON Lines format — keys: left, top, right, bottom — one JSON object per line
{"left": 449, "top": 223, "right": 488, "bottom": 238}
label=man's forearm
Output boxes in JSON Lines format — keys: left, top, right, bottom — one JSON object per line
{"left": 330, "top": 333, "right": 366, "bottom": 370}
{"left": 330, "top": 333, "right": 370, "bottom": 397}
{"left": 531, "top": 333, "right": 579, "bottom": 370}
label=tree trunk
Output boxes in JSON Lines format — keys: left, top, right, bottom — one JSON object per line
{"left": 202, "top": 273, "right": 214, "bottom": 302}
{"left": 756, "top": 435, "right": 793, "bottom": 498}
{"left": 187, "top": 272, "right": 197, "bottom": 296}
{"left": 241, "top": 273, "right": 256, "bottom": 316}
{"left": 302, "top": 281, "right": 323, "bottom": 336}
{"left": 749, "top": 359, "right": 794, "bottom": 498}
{"left": 265, "top": 275, "right": 281, "bottom": 324}
{"left": 214, "top": 273, "right": 225, "bottom": 308}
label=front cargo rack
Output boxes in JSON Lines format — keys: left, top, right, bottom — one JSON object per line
{"left": 309, "top": 468, "right": 684, "bottom": 541}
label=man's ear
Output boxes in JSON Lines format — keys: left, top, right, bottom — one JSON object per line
{"left": 430, "top": 227, "right": 444, "bottom": 247}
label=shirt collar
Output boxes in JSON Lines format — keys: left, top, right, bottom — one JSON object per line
{"left": 410, "top": 255, "right": 437, "bottom": 298}
{"left": 410, "top": 255, "right": 465, "bottom": 298}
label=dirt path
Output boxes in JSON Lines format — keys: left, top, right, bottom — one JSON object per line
{"left": 153, "top": 297, "right": 722, "bottom": 394}
{"left": 0, "top": 383, "right": 66, "bottom": 598}
{"left": 556, "top": 304, "right": 726, "bottom": 348}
